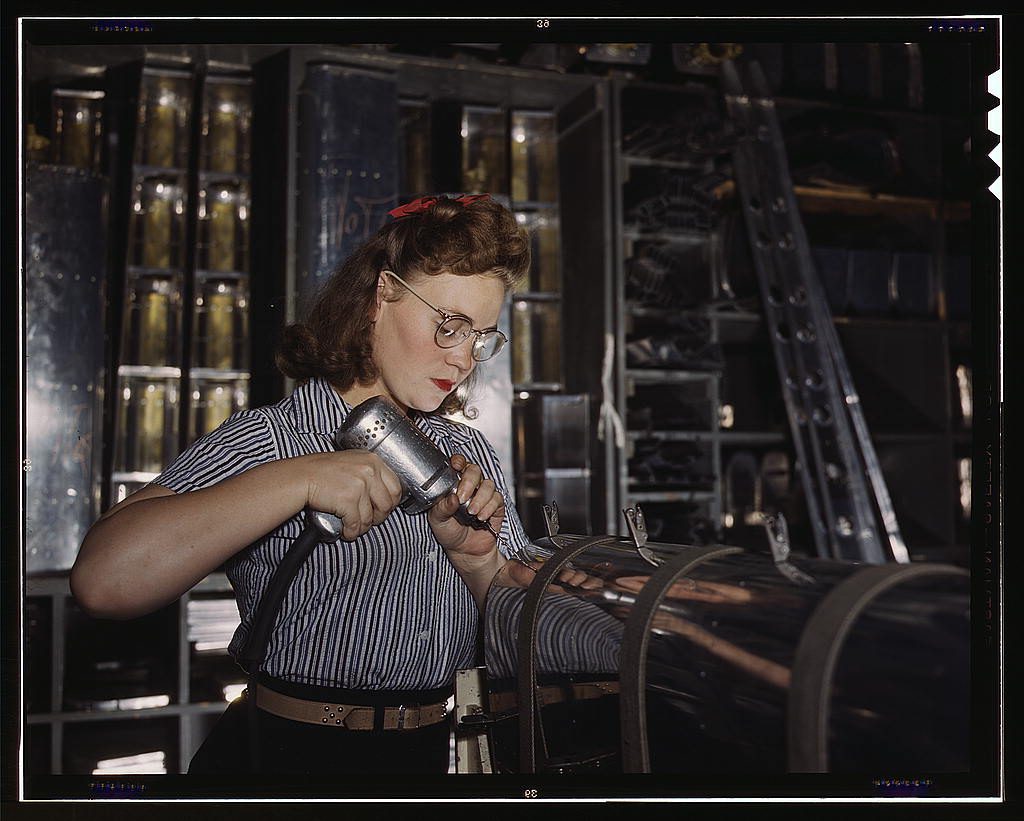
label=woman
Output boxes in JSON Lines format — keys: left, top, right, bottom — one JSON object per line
{"left": 71, "top": 194, "right": 543, "bottom": 775}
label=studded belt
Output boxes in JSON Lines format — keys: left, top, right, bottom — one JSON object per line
{"left": 254, "top": 684, "right": 449, "bottom": 731}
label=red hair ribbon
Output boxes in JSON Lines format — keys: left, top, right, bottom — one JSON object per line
{"left": 388, "top": 193, "right": 491, "bottom": 218}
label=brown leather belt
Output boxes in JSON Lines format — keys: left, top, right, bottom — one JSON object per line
{"left": 254, "top": 684, "right": 449, "bottom": 731}
{"left": 488, "top": 681, "right": 619, "bottom": 713}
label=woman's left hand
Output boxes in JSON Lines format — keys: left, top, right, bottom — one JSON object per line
{"left": 427, "top": 454, "right": 504, "bottom": 558}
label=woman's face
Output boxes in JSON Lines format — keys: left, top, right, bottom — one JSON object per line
{"left": 362, "top": 271, "right": 506, "bottom": 413}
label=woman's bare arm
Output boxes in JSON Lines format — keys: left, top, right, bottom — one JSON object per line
{"left": 70, "top": 451, "right": 402, "bottom": 620}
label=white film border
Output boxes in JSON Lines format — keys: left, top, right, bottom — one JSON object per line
{"left": 987, "top": 67, "right": 1002, "bottom": 201}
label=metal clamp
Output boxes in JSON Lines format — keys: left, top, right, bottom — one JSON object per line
{"left": 458, "top": 706, "right": 519, "bottom": 727}
{"left": 758, "top": 511, "right": 815, "bottom": 586}
{"left": 543, "top": 500, "right": 560, "bottom": 538}
{"left": 622, "top": 505, "right": 660, "bottom": 567}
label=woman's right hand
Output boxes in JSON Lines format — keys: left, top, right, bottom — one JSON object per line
{"left": 303, "top": 450, "right": 404, "bottom": 541}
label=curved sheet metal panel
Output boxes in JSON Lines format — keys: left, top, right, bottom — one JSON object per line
{"left": 295, "top": 62, "right": 398, "bottom": 318}
{"left": 480, "top": 534, "right": 968, "bottom": 774}
{"left": 25, "top": 164, "right": 108, "bottom": 574}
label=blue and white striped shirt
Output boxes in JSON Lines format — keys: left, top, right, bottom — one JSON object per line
{"left": 484, "top": 586, "right": 623, "bottom": 681}
{"left": 154, "top": 377, "right": 531, "bottom": 691}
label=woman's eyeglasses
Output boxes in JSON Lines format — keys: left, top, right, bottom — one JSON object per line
{"left": 383, "top": 270, "right": 508, "bottom": 362}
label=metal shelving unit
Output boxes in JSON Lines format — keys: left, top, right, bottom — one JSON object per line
{"left": 606, "top": 57, "right": 974, "bottom": 561}
{"left": 104, "top": 62, "right": 255, "bottom": 506}
{"left": 609, "top": 77, "right": 727, "bottom": 541}
{"left": 186, "top": 70, "right": 254, "bottom": 454}
{"left": 26, "top": 573, "right": 239, "bottom": 775}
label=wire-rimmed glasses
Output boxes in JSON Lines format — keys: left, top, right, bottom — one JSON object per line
{"left": 383, "top": 270, "right": 508, "bottom": 362}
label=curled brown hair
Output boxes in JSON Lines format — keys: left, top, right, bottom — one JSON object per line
{"left": 275, "top": 195, "right": 531, "bottom": 413}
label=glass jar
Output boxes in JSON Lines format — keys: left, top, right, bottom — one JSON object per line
{"left": 135, "top": 70, "right": 192, "bottom": 169}
{"left": 198, "top": 181, "right": 250, "bottom": 273}
{"left": 114, "top": 376, "right": 179, "bottom": 474}
{"left": 130, "top": 174, "right": 187, "bottom": 270}
{"left": 125, "top": 274, "right": 181, "bottom": 366}
{"left": 201, "top": 78, "right": 253, "bottom": 175}
{"left": 50, "top": 89, "right": 104, "bottom": 171}
{"left": 194, "top": 278, "right": 249, "bottom": 370}
{"left": 511, "top": 110, "right": 558, "bottom": 204}
{"left": 511, "top": 298, "right": 562, "bottom": 388}
{"left": 189, "top": 378, "right": 249, "bottom": 442}
{"left": 515, "top": 210, "right": 561, "bottom": 293}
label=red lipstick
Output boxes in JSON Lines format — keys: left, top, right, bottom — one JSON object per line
{"left": 432, "top": 378, "right": 454, "bottom": 392}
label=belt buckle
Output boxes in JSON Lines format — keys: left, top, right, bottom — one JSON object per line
{"left": 396, "top": 704, "right": 407, "bottom": 730}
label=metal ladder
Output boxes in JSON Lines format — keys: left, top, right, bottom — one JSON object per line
{"left": 720, "top": 59, "right": 908, "bottom": 564}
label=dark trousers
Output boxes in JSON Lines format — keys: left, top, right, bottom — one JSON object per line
{"left": 188, "top": 687, "right": 451, "bottom": 775}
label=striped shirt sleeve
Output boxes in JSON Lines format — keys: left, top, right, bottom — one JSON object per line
{"left": 484, "top": 585, "right": 623, "bottom": 679}
{"left": 152, "top": 408, "right": 279, "bottom": 494}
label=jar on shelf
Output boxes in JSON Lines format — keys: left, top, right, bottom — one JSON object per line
{"left": 198, "top": 180, "right": 250, "bottom": 274}
{"left": 50, "top": 89, "right": 104, "bottom": 171}
{"left": 114, "top": 375, "right": 179, "bottom": 475}
{"left": 514, "top": 209, "right": 561, "bottom": 293}
{"left": 188, "top": 377, "right": 249, "bottom": 442}
{"left": 511, "top": 298, "right": 562, "bottom": 388}
{"left": 194, "top": 278, "right": 249, "bottom": 370}
{"left": 201, "top": 78, "right": 252, "bottom": 175}
{"left": 129, "top": 174, "right": 187, "bottom": 270}
{"left": 135, "top": 69, "right": 192, "bottom": 169}
{"left": 511, "top": 110, "right": 558, "bottom": 204}
{"left": 124, "top": 274, "right": 182, "bottom": 366}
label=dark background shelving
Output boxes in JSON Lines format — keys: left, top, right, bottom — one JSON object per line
{"left": 20, "top": 27, "right": 994, "bottom": 777}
